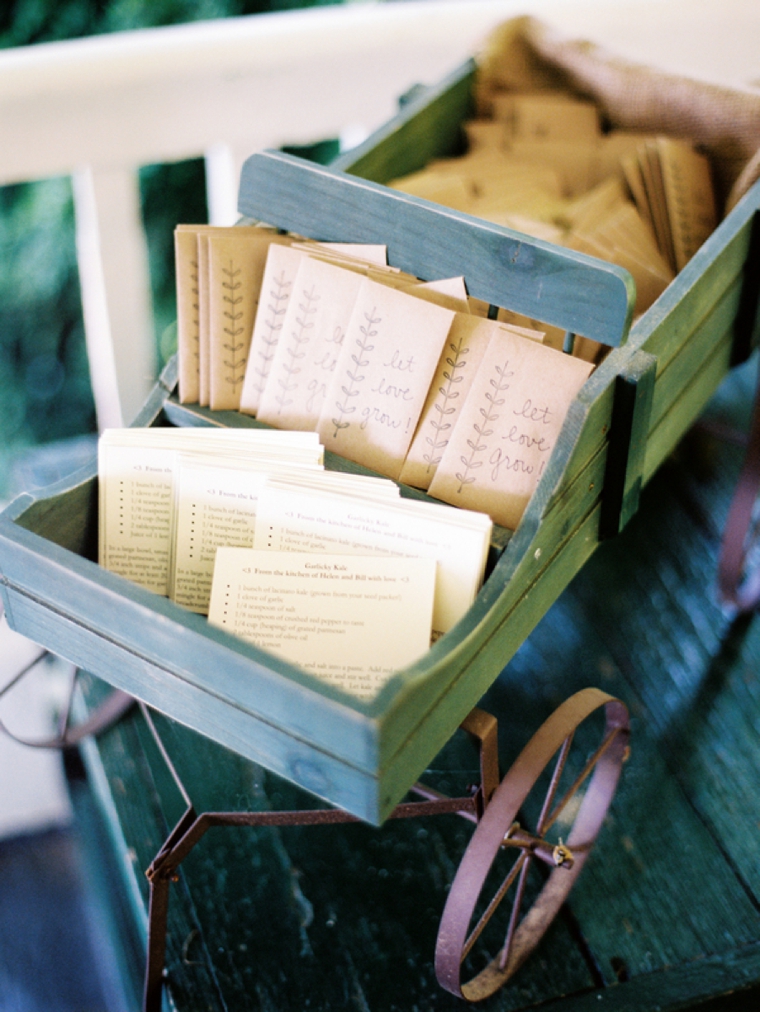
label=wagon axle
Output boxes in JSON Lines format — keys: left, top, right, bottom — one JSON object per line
{"left": 502, "top": 823, "right": 576, "bottom": 869}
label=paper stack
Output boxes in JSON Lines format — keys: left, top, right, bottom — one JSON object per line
{"left": 98, "top": 426, "right": 493, "bottom": 697}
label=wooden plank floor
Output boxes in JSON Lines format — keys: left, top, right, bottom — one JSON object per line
{"left": 75, "top": 360, "right": 760, "bottom": 1011}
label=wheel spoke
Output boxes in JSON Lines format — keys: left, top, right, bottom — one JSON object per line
{"left": 499, "top": 852, "right": 532, "bottom": 971}
{"left": 461, "top": 850, "right": 529, "bottom": 963}
{"left": 543, "top": 727, "right": 623, "bottom": 836}
{"left": 536, "top": 732, "right": 573, "bottom": 835}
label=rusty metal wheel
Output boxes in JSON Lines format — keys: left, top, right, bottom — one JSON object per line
{"left": 435, "top": 687, "right": 630, "bottom": 1002}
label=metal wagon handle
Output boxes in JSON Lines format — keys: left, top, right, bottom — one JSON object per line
{"left": 0, "top": 637, "right": 134, "bottom": 750}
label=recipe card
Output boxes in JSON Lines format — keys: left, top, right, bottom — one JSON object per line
{"left": 98, "top": 427, "right": 323, "bottom": 596}
{"left": 253, "top": 478, "right": 492, "bottom": 638}
{"left": 169, "top": 456, "right": 398, "bottom": 614}
{"left": 208, "top": 549, "right": 437, "bottom": 698}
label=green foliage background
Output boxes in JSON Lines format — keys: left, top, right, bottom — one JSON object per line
{"left": 0, "top": 0, "right": 342, "bottom": 498}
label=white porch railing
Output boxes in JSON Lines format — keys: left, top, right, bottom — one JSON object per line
{"left": 0, "top": 0, "right": 755, "bottom": 428}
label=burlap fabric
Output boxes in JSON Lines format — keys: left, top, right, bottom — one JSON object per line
{"left": 475, "top": 16, "right": 760, "bottom": 216}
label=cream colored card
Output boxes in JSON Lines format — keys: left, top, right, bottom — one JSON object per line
{"left": 171, "top": 461, "right": 266, "bottom": 613}
{"left": 174, "top": 226, "right": 202, "bottom": 404}
{"left": 198, "top": 232, "right": 212, "bottom": 405}
{"left": 564, "top": 176, "right": 630, "bottom": 232}
{"left": 568, "top": 230, "right": 669, "bottom": 316}
{"left": 257, "top": 256, "right": 367, "bottom": 430}
{"left": 175, "top": 224, "right": 278, "bottom": 407}
{"left": 207, "top": 230, "right": 291, "bottom": 411}
{"left": 467, "top": 301, "right": 562, "bottom": 348}
{"left": 496, "top": 308, "right": 560, "bottom": 349}
{"left": 456, "top": 151, "right": 564, "bottom": 204}
{"left": 98, "top": 440, "right": 175, "bottom": 595}
{"left": 508, "top": 140, "right": 598, "bottom": 198}
{"left": 259, "top": 469, "right": 400, "bottom": 503}
{"left": 98, "top": 427, "right": 323, "bottom": 597}
{"left": 170, "top": 457, "right": 400, "bottom": 614}
{"left": 491, "top": 89, "right": 574, "bottom": 129}
{"left": 399, "top": 314, "right": 496, "bottom": 490}
{"left": 239, "top": 244, "right": 310, "bottom": 416}
{"left": 253, "top": 480, "right": 492, "bottom": 638}
{"left": 208, "top": 549, "right": 436, "bottom": 698}
{"left": 170, "top": 458, "right": 301, "bottom": 614}
{"left": 428, "top": 333, "right": 594, "bottom": 529}
{"left": 292, "top": 242, "right": 388, "bottom": 267}
{"left": 404, "top": 276, "right": 469, "bottom": 309}
{"left": 511, "top": 95, "right": 600, "bottom": 143}
{"left": 621, "top": 154, "right": 655, "bottom": 234}
{"left": 464, "top": 119, "right": 508, "bottom": 152}
{"left": 640, "top": 141, "right": 676, "bottom": 271}
{"left": 657, "top": 137, "right": 717, "bottom": 271}
{"left": 598, "top": 131, "right": 658, "bottom": 177}
{"left": 567, "top": 201, "right": 673, "bottom": 315}
{"left": 366, "top": 266, "right": 426, "bottom": 291}
{"left": 316, "top": 277, "right": 456, "bottom": 480}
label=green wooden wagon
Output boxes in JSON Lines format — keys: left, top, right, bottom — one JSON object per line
{"left": 2, "top": 55, "right": 760, "bottom": 1010}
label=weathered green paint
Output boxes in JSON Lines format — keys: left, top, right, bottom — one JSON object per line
{"left": 330, "top": 59, "right": 476, "bottom": 184}
{"left": 599, "top": 349, "right": 658, "bottom": 537}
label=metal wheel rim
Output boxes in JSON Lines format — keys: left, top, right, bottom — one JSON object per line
{"left": 435, "top": 687, "right": 630, "bottom": 1002}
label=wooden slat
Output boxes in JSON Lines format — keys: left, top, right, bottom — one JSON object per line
{"left": 331, "top": 59, "right": 476, "bottom": 183}
{"left": 239, "top": 150, "right": 635, "bottom": 346}
{"left": 647, "top": 275, "right": 742, "bottom": 431}
{"left": 599, "top": 349, "right": 658, "bottom": 536}
{"left": 643, "top": 329, "right": 734, "bottom": 482}
{"left": 630, "top": 214, "right": 755, "bottom": 368}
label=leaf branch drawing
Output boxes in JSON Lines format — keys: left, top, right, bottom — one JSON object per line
{"left": 274, "top": 284, "right": 319, "bottom": 413}
{"left": 423, "top": 333, "right": 470, "bottom": 471}
{"left": 222, "top": 260, "right": 246, "bottom": 389}
{"left": 190, "top": 257, "right": 200, "bottom": 364}
{"left": 254, "top": 269, "right": 290, "bottom": 396}
{"left": 331, "top": 306, "right": 379, "bottom": 438}
{"left": 455, "top": 358, "right": 514, "bottom": 492}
